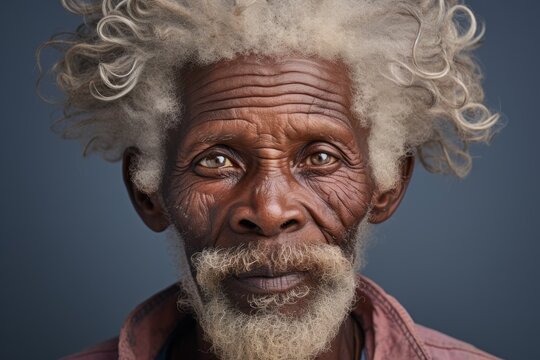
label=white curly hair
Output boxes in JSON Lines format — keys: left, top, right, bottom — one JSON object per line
{"left": 41, "top": 0, "right": 499, "bottom": 193}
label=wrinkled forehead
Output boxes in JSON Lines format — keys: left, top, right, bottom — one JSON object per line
{"left": 177, "top": 55, "right": 356, "bottom": 127}
{"left": 180, "top": 55, "right": 353, "bottom": 93}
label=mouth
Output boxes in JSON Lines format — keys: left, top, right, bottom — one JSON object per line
{"left": 225, "top": 268, "right": 310, "bottom": 294}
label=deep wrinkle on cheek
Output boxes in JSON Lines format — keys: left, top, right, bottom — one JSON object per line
{"left": 169, "top": 154, "right": 245, "bottom": 239}
{"left": 302, "top": 167, "right": 372, "bottom": 224}
{"left": 171, "top": 184, "right": 218, "bottom": 243}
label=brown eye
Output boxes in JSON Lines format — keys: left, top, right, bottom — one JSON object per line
{"left": 197, "top": 154, "right": 234, "bottom": 168}
{"left": 305, "top": 152, "right": 337, "bottom": 166}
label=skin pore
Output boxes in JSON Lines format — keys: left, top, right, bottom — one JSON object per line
{"left": 123, "top": 56, "right": 414, "bottom": 360}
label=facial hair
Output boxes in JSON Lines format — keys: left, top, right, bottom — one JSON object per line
{"left": 168, "top": 220, "right": 371, "bottom": 360}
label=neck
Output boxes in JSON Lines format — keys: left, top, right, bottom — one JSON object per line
{"left": 170, "top": 314, "right": 363, "bottom": 360}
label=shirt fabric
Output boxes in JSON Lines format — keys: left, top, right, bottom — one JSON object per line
{"left": 153, "top": 325, "right": 367, "bottom": 360}
{"left": 61, "top": 276, "right": 500, "bottom": 360}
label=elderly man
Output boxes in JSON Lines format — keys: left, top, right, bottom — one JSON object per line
{"left": 44, "top": 0, "right": 500, "bottom": 359}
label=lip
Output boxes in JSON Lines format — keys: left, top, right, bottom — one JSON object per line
{"left": 226, "top": 270, "right": 309, "bottom": 294}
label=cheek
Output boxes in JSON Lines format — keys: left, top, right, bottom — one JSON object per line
{"left": 165, "top": 176, "right": 228, "bottom": 250}
{"left": 305, "top": 168, "right": 372, "bottom": 228}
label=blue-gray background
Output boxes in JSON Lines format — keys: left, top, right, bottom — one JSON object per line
{"left": 1, "top": 1, "right": 539, "bottom": 359}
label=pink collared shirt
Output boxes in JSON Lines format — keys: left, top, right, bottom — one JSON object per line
{"left": 62, "top": 276, "right": 500, "bottom": 360}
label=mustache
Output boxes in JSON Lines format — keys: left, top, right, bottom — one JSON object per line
{"left": 192, "top": 242, "right": 354, "bottom": 292}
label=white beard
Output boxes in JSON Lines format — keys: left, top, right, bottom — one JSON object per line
{"left": 167, "top": 220, "right": 371, "bottom": 360}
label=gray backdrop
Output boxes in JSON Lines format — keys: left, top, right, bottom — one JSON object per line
{"left": 1, "top": 1, "right": 539, "bottom": 359}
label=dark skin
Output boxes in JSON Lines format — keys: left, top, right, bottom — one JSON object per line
{"left": 123, "top": 56, "right": 414, "bottom": 360}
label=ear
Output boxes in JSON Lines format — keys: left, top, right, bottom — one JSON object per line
{"left": 369, "top": 155, "right": 415, "bottom": 224}
{"left": 122, "top": 148, "right": 170, "bottom": 232}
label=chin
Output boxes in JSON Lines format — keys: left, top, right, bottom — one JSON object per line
{"left": 181, "top": 242, "right": 358, "bottom": 360}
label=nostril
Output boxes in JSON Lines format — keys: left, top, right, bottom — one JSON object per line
{"left": 239, "top": 219, "right": 259, "bottom": 230}
{"left": 280, "top": 219, "right": 298, "bottom": 229}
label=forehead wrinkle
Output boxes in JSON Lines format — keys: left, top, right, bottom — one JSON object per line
{"left": 184, "top": 109, "right": 356, "bottom": 143}
{"left": 192, "top": 83, "right": 349, "bottom": 109}
{"left": 281, "top": 112, "right": 359, "bottom": 146}
{"left": 181, "top": 57, "right": 355, "bottom": 133}
{"left": 190, "top": 100, "right": 350, "bottom": 123}
{"left": 196, "top": 133, "right": 235, "bottom": 144}
{"left": 189, "top": 105, "right": 353, "bottom": 129}
{"left": 183, "top": 58, "right": 349, "bottom": 96}
{"left": 178, "top": 57, "right": 361, "bottom": 157}
{"left": 186, "top": 74, "right": 349, "bottom": 115}
{"left": 187, "top": 80, "right": 353, "bottom": 125}
{"left": 186, "top": 83, "right": 352, "bottom": 126}
{"left": 188, "top": 71, "right": 348, "bottom": 97}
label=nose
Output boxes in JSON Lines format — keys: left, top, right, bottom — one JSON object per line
{"left": 229, "top": 177, "right": 307, "bottom": 237}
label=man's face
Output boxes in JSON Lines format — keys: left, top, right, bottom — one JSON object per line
{"left": 162, "top": 56, "right": 374, "bottom": 302}
{"left": 158, "top": 56, "right": 377, "bottom": 359}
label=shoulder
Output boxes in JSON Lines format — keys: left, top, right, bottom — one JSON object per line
{"left": 415, "top": 324, "right": 500, "bottom": 360}
{"left": 59, "top": 337, "right": 119, "bottom": 360}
